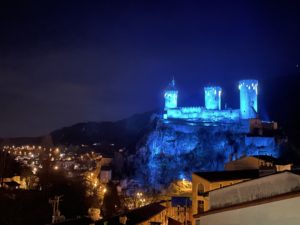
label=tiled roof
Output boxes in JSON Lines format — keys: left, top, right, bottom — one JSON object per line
{"left": 97, "top": 202, "right": 166, "bottom": 225}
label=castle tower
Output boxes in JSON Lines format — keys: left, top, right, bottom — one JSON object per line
{"left": 204, "top": 86, "right": 222, "bottom": 110}
{"left": 239, "top": 79, "right": 258, "bottom": 119}
{"left": 164, "top": 78, "right": 178, "bottom": 109}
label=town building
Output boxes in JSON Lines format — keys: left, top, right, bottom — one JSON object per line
{"left": 192, "top": 170, "right": 259, "bottom": 216}
{"left": 193, "top": 171, "right": 300, "bottom": 225}
{"left": 100, "top": 166, "right": 112, "bottom": 183}
{"left": 225, "top": 155, "right": 292, "bottom": 173}
{"left": 1, "top": 175, "right": 27, "bottom": 189}
{"left": 96, "top": 200, "right": 190, "bottom": 225}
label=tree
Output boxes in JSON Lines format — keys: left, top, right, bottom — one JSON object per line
{"left": 101, "top": 181, "right": 121, "bottom": 218}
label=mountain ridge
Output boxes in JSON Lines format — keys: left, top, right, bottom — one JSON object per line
{"left": 0, "top": 110, "right": 157, "bottom": 151}
{"left": 1, "top": 74, "right": 300, "bottom": 152}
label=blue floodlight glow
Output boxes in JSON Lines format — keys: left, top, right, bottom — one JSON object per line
{"left": 164, "top": 91, "right": 178, "bottom": 109}
{"left": 239, "top": 80, "right": 258, "bottom": 119}
{"left": 204, "top": 86, "right": 222, "bottom": 110}
{"left": 135, "top": 79, "right": 279, "bottom": 189}
{"left": 163, "top": 79, "right": 259, "bottom": 121}
{"left": 164, "top": 79, "right": 178, "bottom": 109}
{"left": 166, "top": 107, "right": 240, "bottom": 122}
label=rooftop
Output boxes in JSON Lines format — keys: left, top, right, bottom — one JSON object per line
{"left": 193, "top": 169, "right": 259, "bottom": 182}
{"left": 3, "top": 181, "right": 20, "bottom": 187}
{"left": 97, "top": 202, "right": 166, "bottom": 225}
{"left": 251, "top": 155, "right": 290, "bottom": 165}
{"left": 194, "top": 190, "right": 300, "bottom": 218}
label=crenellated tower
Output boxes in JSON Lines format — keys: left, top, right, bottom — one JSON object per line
{"left": 239, "top": 79, "right": 258, "bottom": 119}
{"left": 204, "top": 86, "right": 222, "bottom": 110}
{"left": 164, "top": 78, "right": 178, "bottom": 110}
{"left": 163, "top": 78, "right": 260, "bottom": 122}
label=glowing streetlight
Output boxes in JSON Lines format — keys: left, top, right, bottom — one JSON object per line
{"left": 93, "top": 182, "right": 97, "bottom": 188}
{"left": 33, "top": 167, "right": 38, "bottom": 174}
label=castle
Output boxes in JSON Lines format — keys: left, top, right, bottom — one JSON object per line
{"left": 163, "top": 78, "right": 259, "bottom": 122}
{"left": 161, "top": 78, "right": 278, "bottom": 157}
{"left": 134, "top": 79, "right": 279, "bottom": 188}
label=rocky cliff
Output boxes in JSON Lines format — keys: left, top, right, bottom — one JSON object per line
{"left": 134, "top": 118, "right": 278, "bottom": 190}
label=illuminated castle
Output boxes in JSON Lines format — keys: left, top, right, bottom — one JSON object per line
{"left": 163, "top": 79, "right": 259, "bottom": 122}
{"left": 134, "top": 78, "right": 279, "bottom": 189}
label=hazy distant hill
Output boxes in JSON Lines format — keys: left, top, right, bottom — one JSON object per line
{"left": 1, "top": 74, "right": 300, "bottom": 154}
{"left": 0, "top": 111, "right": 156, "bottom": 154}
{"left": 50, "top": 111, "right": 156, "bottom": 151}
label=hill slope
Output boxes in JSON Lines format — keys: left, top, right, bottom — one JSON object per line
{"left": 1, "top": 74, "right": 300, "bottom": 153}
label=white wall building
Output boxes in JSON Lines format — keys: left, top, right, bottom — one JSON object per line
{"left": 194, "top": 171, "right": 300, "bottom": 225}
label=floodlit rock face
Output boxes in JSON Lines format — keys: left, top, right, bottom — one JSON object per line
{"left": 134, "top": 118, "right": 278, "bottom": 190}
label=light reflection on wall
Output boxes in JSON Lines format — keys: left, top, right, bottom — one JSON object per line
{"left": 239, "top": 80, "right": 258, "bottom": 119}
{"left": 164, "top": 78, "right": 178, "bottom": 110}
{"left": 166, "top": 107, "right": 240, "bottom": 122}
{"left": 204, "top": 86, "right": 222, "bottom": 110}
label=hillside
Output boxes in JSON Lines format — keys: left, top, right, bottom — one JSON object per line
{"left": 50, "top": 111, "right": 156, "bottom": 152}
{"left": 0, "top": 111, "right": 156, "bottom": 153}
{"left": 1, "top": 74, "right": 300, "bottom": 154}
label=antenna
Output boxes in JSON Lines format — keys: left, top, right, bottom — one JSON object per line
{"left": 172, "top": 75, "right": 175, "bottom": 86}
{"left": 49, "top": 195, "right": 65, "bottom": 223}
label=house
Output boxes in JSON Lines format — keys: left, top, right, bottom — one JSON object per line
{"left": 97, "top": 201, "right": 188, "bottom": 225}
{"left": 100, "top": 166, "right": 112, "bottom": 183}
{"left": 192, "top": 170, "right": 259, "bottom": 216}
{"left": 97, "top": 202, "right": 166, "bottom": 225}
{"left": 193, "top": 171, "right": 300, "bottom": 225}
{"left": 1, "top": 176, "right": 27, "bottom": 189}
{"left": 225, "top": 155, "right": 292, "bottom": 173}
{"left": 2, "top": 181, "right": 20, "bottom": 190}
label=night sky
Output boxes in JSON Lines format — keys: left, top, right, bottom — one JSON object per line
{"left": 0, "top": 0, "right": 300, "bottom": 137}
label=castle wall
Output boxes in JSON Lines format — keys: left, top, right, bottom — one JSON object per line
{"left": 165, "top": 107, "right": 240, "bottom": 122}
{"left": 204, "top": 87, "right": 222, "bottom": 110}
{"left": 164, "top": 90, "right": 178, "bottom": 109}
{"left": 239, "top": 80, "right": 258, "bottom": 119}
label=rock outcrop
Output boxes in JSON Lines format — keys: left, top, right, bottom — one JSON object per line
{"left": 134, "top": 118, "right": 278, "bottom": 190}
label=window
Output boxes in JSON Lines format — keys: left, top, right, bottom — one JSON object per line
{"left": 197, "top": 184, "right": 204, "bottom": 195}
{"left": 197, "top": 200, "right": 204, "bottom": 213}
